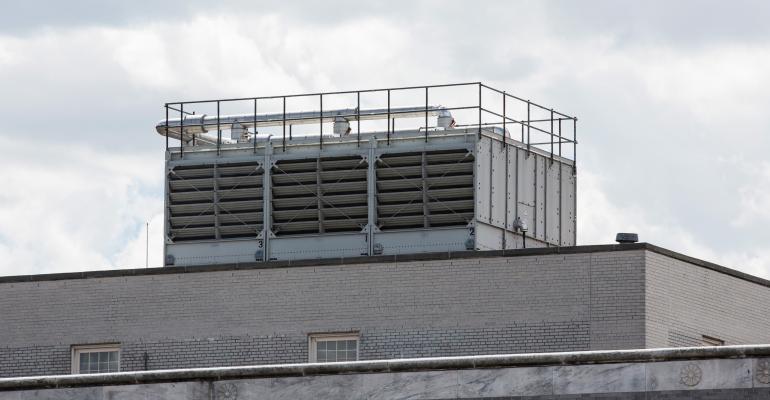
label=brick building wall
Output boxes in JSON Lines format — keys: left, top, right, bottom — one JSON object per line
{"left": 0, "top": 247, "right": 647, "bottom": 377}
{"left": 0, "top": 244, "right": 768, "bottom": 378}
{"left": 644, "top": 249, "right": 770, "bottom": 348}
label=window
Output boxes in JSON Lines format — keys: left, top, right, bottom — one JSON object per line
{"left": 702, "top": 335, "right": 724, "bottom": 346}
{"left": 71, "top": 345, "right": 120, "bottom": 374}
{"left": 309, "top": 333, "right": 359, "bottom": 363}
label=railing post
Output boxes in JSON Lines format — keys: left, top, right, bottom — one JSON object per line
{"left": 558, "top": 118, "right": 562, "bottom": 159}
{"left": 550, "top": 108, "right": 554, "bottom": 165}
{"left": 573, "top": 118, "right": 578, "bottom": 175}
{"left": 356, "top": 91, "right": 361, "bottom": 147}
{"left": 282, "top": 96, "right": 286, "bottom": 152}
{"left": 387, "top": 89, "right": 391, "bottom": 146}
{"left": 320, "top": 94, "right": 324, "bottom": 150}
{"left": 180, "top": 103, "right": 184, "bottom": 159}
{"left": 478, "top": 83, "right": 482, "bottom": 140}
{"left": 502, "top": 91, "right": 506, "bottom": 145}
{"left": 253, "top": 98, "right": 257, "bottom": 154}
{"left": 424, "top": 87, "right": 429, "bottom": 143}
{"left": 526, "top": 100, "right": 531, "bottom": 155}
{"left": 164, "top": 104, "right": 169, "bottom": 151}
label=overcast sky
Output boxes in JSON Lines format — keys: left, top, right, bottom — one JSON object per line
{"left": 0, "top": 1, "right": 768, "bottom": 278}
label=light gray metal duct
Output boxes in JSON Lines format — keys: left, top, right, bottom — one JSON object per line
{"left": 156, "top": 106, "right": 453, "bottom": 143}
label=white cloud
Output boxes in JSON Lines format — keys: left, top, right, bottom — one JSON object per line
{"left": 0, "top": 137, "right": 163, "bottom": 275}
{"left": 0, "top": 5, "right": 768, "bottom": 280}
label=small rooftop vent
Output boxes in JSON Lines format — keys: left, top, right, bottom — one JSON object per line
{"left": 616, "top": 233, "right": 639, "bottom": 244}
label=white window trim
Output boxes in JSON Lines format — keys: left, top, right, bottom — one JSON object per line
{"left": 308, "top": 333, "right": 359, "bottom": 363}
{"left": 71, "top": 344, "right": 121, "bottom": 374}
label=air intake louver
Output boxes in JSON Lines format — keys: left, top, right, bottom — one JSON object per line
{"left": 376, "top": 149, "right": 474, "bottom": 230}
{"left": 168, "top": 162, "right": 264, "bottom": 241}
{"left": 271, "top": 156, "right": 368, "bottom": 236}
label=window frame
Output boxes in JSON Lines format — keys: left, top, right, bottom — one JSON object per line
{"left": 71, "top": 344, "right": 121, "bottom": 374}
{"left": 308, "top": 333, "right": 359, "bottom": 363}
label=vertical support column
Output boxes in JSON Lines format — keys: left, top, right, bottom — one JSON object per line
{"left": 319, "top": 94, "right": 324, "bottom": 150}
{"left": 502, "top": 91, "right": 507, "bottom": 249}
{"left": 421, "top": 152, "right": 430, "bottom": 228}
{"left": 366, "top": 136, "right": 378, "bottom": 255}
{"left": 163, "top": 163, "right": 171, "bottom": 266}
{"left": 488, "top": 137, "right": 493, "bottom": 225}
{"left": 317, "top": 158, "right": 325, "bottom": 234}
{"left": 260, "top": 141, "right": 273, "bottom": 261}
{"left": 213, "top": 164, "right": 221, "bottom": 240}
{"left": 573, "top": 118, "right": 578, "bottom": 245}
{"left": 558, "top": 118, "right": 562, "bottom": 247}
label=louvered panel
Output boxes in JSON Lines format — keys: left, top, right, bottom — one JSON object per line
{"left": 271, "top": 155, "right": 368, "bottom": 236}
{"left": 376, "top": 150, "right": 474, "bottom": 231}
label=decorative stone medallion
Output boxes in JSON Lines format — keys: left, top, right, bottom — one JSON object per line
{"left": 216, "top": 383, "right": 238, "bottom": 400}
{"left": 757, "top": 359, "right": 770, "bottom": 384}
{"left": 679, "top": 363, "right": 702, "bottom": 387}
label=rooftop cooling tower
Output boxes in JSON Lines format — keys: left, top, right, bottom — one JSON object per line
{"left": 156, "top": 83, "right": 577, "bottom": 266}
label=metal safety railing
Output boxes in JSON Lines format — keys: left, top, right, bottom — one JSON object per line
{"left": 160, "top": 82, "right": 577, "bottom": 169}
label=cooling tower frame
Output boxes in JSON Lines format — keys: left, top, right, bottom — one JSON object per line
{"left": 159, "top": 83, "right": 577, "bottom": 267}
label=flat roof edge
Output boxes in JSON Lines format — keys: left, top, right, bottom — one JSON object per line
{"left": 1, "top": 344, "right": 769, "bottom": 391}
{"left": 1, "top": 243, "right": 767, "bottom": 289}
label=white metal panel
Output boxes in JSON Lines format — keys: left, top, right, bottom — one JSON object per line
{"left": 167, "top": 240, "right": 260, "bottom": 266}
{"left": 534, "top": 154, "right": 546, "bottom": 242}
{"left": 475, "top": 223, "right": 502, "bottom": 251}
{"left": 561, "top": 162, "right": 576, "bottom": 246}
{"left": 516, "top": 149, "right": 536, "bottom": 237}
{"left": 505, "top": 144, "right": 517, "bottom": 231}
{"left": 546, "top": 160, "right": 561, "bottom": 244}
{"left": 475, "top": 137, "right": 491, "bottom": 224}
{"left": 489, "top": 139, "right": 507, "bottom": 229}
{"left": 375, "top": 228, "right": 470, "bottom": 255}
{"left": 269, "top": 233, "right": 368, "bottom": 260}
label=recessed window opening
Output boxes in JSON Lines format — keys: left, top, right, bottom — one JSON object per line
{"left": 308, "top": 333, "right": 359, "bottom": 363}
{"left": 71, "top": 344, "right": 120, "bottom": 374}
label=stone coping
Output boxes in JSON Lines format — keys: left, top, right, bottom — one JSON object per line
{"left": 1, "top": 242, "right": 768, "bottom": 289}
{"left": 1, "top": 345, "right": 769, "bottom": 391}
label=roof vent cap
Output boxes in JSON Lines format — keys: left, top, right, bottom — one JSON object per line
{"left": 615, "top": 233, "right": 639, "bottom": 244}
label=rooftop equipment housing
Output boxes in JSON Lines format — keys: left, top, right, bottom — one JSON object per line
{"left": 157, "top": 83, "right": 577, "bottom": 266}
